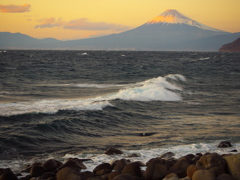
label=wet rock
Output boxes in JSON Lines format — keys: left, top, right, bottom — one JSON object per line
{"left": 179, "top": 177, "right": 190, "bottom": 180}
{"left": 146, "top": 157, "right": 165, "bottom": 166}
{"left": 122, "top": 162, "right": 142, "bottom": 177}
{"left": 217, "top": 141, "right": 232, "bottom": 148}
{"left": 164, "top": 158, "right": 177, "bottom": 169}
{"left": 187, "top": 165, "right": 202, "bottom": 179}
{"left": 93, "top": 163, "right": 112, "bottom": 176}
{"left": 0, "top": 168, "right": 18, "bottom": 180}
{"left": 163, "top": 173, "right": 179, "bottom": 180}
{"left": 108, "top": 171, "right": 122, "bottom": 180}
{"left": 21, "top": 163, "right": 42, "bottom": 174}
{"left": 216, "top": 173, "right": 234, "bottom": 180}
{"left": 58, "top": 158, "right": 86, "bottom": 171}
{"left": 168, "top": 157, "right": 190, "bottom": 178}
{"left": 144, "top": 158, "right": 167, "bottom": 180}
{"left": 113, "top": 159, "right": 130, "bottom": 171}
{"left": 192, "top": 154, "right": 202, "bottom": 164}
{"left": 229, "top": 149, "right": 237, "bottom": 152}
{"left": 192, "top": 169, "right": 216, "bottom": 180}
{"left": 101, "top": 173, "right": 110, "bottom": 180}
{"left": 19, "top": 175, "right": 32, "bottom": 180}
{"left": 40, "top": 172, "right": 56, "bottom": 179}
{"left": 105, "top": 148, "right": 123, "bottom": 155}
{"left": 223, "top": 153, "right": 240, "bottom": 180}
{"left": 42, "top": 159, "right": 62, "bottom": 172}
{"left": 196, "top": 153, "right": 226, "bottom": 176}
{"left": 80, "top": 171, "right": 95, "bottom": 180}
{"left": 161, "top": 152, "right": 175, "bottom": 159}
{"left": 127, "top": 153, "right": 140, "bottom": 158}
{"left": 113, "top": 173, "right": 141, "bottom": 180}
{"left": 30, "top": 165, "right": 45, "bottom": 177}
{"left": 56, "top": 167, "right": 81, "bottom": 180}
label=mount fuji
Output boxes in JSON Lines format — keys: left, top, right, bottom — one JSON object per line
{"left": 1, "top": 9, "right": 240, "bottom": 51}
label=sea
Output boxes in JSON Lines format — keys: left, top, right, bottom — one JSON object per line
{"left": 0, "top": 50, "right": 239, "bottom": 172}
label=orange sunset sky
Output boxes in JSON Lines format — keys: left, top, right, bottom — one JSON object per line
{"left": 1, "top": 0, "right": 240, "bottom": 40}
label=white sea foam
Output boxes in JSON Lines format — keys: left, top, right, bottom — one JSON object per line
{"left": 0, "top": 141, "right": 239, "bottom": 173}
{"left": 0, "top": 74, "right": 185, "bottom": 116}
{"left": 51, "top": 83, "right": 125, "bottom": 88}
{"left": 62, "top": 141, "right": 240, "bottom": 172}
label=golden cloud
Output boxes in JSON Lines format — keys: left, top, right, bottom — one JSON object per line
{"left": 0, "top": 4, "right": 31, "bottom": 13}
{"left": 35, "top": 18, "right": 64, "bottom": 28}
{"left": 35, "top": 17, "right": 131, "bottom": 32}
{"left": 64, "top": 18, "right": 130, "bottom": 31}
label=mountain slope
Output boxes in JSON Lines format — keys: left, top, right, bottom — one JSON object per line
{"left": 0, "top": 9, "right": 239, "bottom": 51}
{"left": 219, "top": 37, "right": 240, "bottom": 52}
{"left": 146, "top": 9, "right": 223, "bottom": 32}
{"left": 0, "top": 32, "right": 60, "bottom": 49}
{"left": 60, "top": 9, "right": 232, "bottom": 51}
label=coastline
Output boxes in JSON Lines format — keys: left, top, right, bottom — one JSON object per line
{"left": 1, "top": 141, "right": 239, "bottom": 180}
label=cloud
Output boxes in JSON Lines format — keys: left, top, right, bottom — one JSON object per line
{"left": 63, "top": 18, "right": 130, "bottom": 31}
{"left": 35, "top": 18, "right": 64, "bottom": 28}
{"left": 0, "top": 4, "right": 31, "bottom": 13}
{"left": 35, "top": 17, "right": 131, "bottom": 32}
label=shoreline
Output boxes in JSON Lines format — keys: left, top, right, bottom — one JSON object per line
{"left": 1, "top": 141, "right": 239, "bottom": 180}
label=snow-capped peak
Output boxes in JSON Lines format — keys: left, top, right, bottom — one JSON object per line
{"left": 146, "top": 9, "right": 222, "bottom": 32}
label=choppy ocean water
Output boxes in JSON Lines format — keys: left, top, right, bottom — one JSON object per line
{"left": 0, "top": 50, "right": 239, "bottom": 172}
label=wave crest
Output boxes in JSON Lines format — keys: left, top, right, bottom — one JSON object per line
{"left": 0, "top": 74, "right": 186, "bottom": 116}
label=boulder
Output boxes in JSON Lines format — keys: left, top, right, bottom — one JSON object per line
{"left": 164, "top": 158, "right": 177, "bottom": 169}
{"left": 168, "top": 157, "right": 191, "bottom": 178}
{"left": 112, "top": 159, "right": 129, "bottom": 171}
{"left": 42, "top": 159, "right": 62, "bottom": 172}
{"left": 30, "top": 166, "right": 45, "bottom": 177}
{"left": 0, "top": 168, "right": 18, "bottom": 180}
{"left": 56, "top": 167, "right": 81, "bottom": 180}
{"left": 58, "top": 158, "right": 86, "bottom": 171}
{"left": 192, "top": 154, "right": 202, "bottom": 164}
{"left": 161, "top": 152, "right": 175, "bottom": 159}
{"left": 144, "top": 158, "right": 167, "bottom": 180}
{"left": 105, "top": 148, "right": 123, "bottom": 155}
{"left": 80, "top": 171, "right": 95, "bottom": 180}
{"left": 40, "top": 172, "right": 56, "bottom": 179}
{"left": 179, "top": 177, "right": 191, "bottom": 180}
{"left": 108, "top": 171, "right": 122, "bottom": 180}
{"left": 192, "top": 169, "right": 216, "bottom": 180}
{"left": 93, "top": 163, "right": 112, "bottom": 176}
{"left": 163, "top": 173, "right": 179, "bottom": 180}
{"left": 122, "top": 162, "right": 142, "bottom": 177}
{"left": 113, "top": 173, "right": 141, "bottom": 180}
{"left": 196, "top": 153, "right": 226, "bottom": 176}
{"left": 223, "top": 153, "right": 240, "bottom": 180}
{"left": 187, "top": 165, "right": 202, "bottom": 179}
{"left": 217, "top": 141, "right": 232, "bottom": 148}
{"left": 216, "top": 173, "right": 234, "bottom": 180}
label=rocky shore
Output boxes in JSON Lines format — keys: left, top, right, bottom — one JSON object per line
{"left": 0, "top": 141, "right": 239, "bottom": 180}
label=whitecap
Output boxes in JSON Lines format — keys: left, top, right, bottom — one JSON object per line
{"left": 0, "top": 74, "right": 186, "bottom": 116}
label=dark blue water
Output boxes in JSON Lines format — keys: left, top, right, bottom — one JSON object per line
{"left": 0, "top": 50, "right": 240, "bottom": 163}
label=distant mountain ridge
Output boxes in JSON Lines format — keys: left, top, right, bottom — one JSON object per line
{"left": 0, "top": 32, "right": 61, "bottom": 49}
{"left": 1, "top": 9, "right": 240, "bottom": 51}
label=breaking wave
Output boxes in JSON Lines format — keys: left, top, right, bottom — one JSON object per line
{"left": 0, "top": 74, "right": 186, "bottom": 116}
